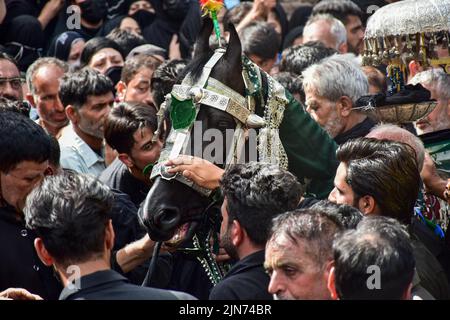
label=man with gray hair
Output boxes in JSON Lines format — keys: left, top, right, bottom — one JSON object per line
{"left": 302, "top": 14, "right": 348, "bottom": 53}
{"left": 411, "top": 68, "right": 450, "bottom": 135}
{"left": 265, "top": 208, "right": 343, "bottom": 300}
{"left": 302, "top": 54, "right": 373, "bottom": 144}
{"left": 26, "top": 57, "right": 69, "bottom": 137}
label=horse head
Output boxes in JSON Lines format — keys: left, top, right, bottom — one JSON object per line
{"left": 140, "top": 18, "right": 247, "bottom": 247}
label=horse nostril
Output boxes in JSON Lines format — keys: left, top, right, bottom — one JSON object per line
{"left": 155, "top": 208, "right": 181, "bottom": 231}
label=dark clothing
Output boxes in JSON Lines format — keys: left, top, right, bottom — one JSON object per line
{"left": 334, "top": 117, "right": 377, "bottom": 145}
{"left": 100, "top": 158, "right": 150, "bottom": 208}
{"left": 209, "top": 250, "right": 272, "bottom": 300}
{"left": 110, "top": 189, "right": 146, "bottom": 250}
{"left": 411, "top": 233, "right": 450, "bottom": 300}
{"left": 297, "top": 197, "right": 319, "bottom": 209}
{"left": 59, "top": 269, "right": 195, "bottom": 300}
{"left": 165, "top": 252, "right": 215, "bottom": 300}
{"left": 0, "top": 204, "right": 62, "bottom": 300}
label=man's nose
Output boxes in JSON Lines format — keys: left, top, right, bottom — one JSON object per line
{"left": 328, "top": 188, "right": 337, "bottom": 203}
{"left": 267, "top": 271, "right": 285, "bottom": 295}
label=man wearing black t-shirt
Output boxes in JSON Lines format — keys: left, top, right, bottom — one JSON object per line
{"left": 100, "top": 102, "right": 162, "bottom": 207}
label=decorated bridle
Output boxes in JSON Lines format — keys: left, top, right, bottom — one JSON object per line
{"left": 142, "top": 0, "right": 290, "bottom": 286}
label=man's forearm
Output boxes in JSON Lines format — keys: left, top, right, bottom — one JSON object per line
{"left": 115, "top": 234, "right": 155, "bottom": 273}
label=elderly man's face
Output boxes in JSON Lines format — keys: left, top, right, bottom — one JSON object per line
{"left": 265, "top": 234, "right": 331, "bottom": 300}
{"left": 0, "top": 59, "right": 23, "bottom": 101}
{"left": 414, "top": 85, "right": 450, "bottom": 135}
{"left": 305, "top": 88, "right": 345, "bottom": 138}
{"left": 1, "top": 160, "right": 49, "bottom": 213}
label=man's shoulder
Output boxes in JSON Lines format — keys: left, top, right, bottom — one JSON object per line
{"left": 209, "top": 264, "right": 271, "bottom": 300}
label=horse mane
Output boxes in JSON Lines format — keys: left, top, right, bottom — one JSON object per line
{"left": 178, "top": 50, "right": 215, "bottom": 84}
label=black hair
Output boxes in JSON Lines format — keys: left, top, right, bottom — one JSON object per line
{"left": 220, "top": 162, "right": 303, "bottom": 245}
{"left": 104, "top": 102, "right": 158, "bottom": 154}
{"left": 59, "top": 68, "right": 114, "bottom": 110}
{"left": 272, "top": 72, "right": 305, "bottom": 103}
{"left": 106, "top": 28, "right": 147, "bottom": 57}
{"left": 0, "top": 97, "right": 30, "bottom": 117}
{"left": 310, "top": 200, "right": 363, "bottom": 229}
{"left": 0, "top": 111, "right": 51, "bottom": 173}
{"left": 150, "top": 59, "right": 187, "bottom": 108}
{"left": 80, "top": 37, "right": 125, "bottom": 68}
{"left": 25, "top": 171, "right": 113, "bottom": 268}
{"left": 312, "top": 0, "right": 363, "bottom": 25}
{"left": 279, "top": 41, "right": 337, "bottom": 76}
{"left": 240, "top": 21, "right": 280, "bottom": 60}
{"left": 333, "top": 216, "right": 415, "bottom": 299}
{"left": 336, "top": 138, "right": 420, "bottom": 225}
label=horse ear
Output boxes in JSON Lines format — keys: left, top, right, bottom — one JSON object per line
{"left": 193, "top": 17, "right": 214, "bottom": 58}
{"left": 223, "top": 23, "right": 242, "bottom": 68}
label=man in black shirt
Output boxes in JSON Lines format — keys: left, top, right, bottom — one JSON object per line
{"left": 24, "top": 170, "right": 195, "bottom": 300}
{"left": 0, "top": 111, "right": 62, "bottom": 300}
{"left": 209, "top": 163, "right": 303, "bottom": 300}
{"left": 101, "top": 102, "right": 162, "bottom": 207}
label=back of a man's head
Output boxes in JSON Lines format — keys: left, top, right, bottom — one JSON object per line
{"left": 25, "top": 171, "right": 113, "bottom": 268}
{"left": 220, "top": 162, "right": 303, "bottom": 246}
{"left": 312, "top": 0, "right": 363, "bottom": 25}
{"left": 336, "top": 137, "right": 420, "bottom": 224}
{"left": 150, "top": 59, "right": 187, "bottom": 108}
{"left": 59, "top": 68, "right": 113, "bottom": 110}
{"left": 332, "top": 216, "right": 415, "bottom": 300}
{"left": 0, "top": 111, "right": 51, "bottom": 174}
{"left": 241, "top": 21, "right": 281, "bottom": 61}
{"left": 311, "top": 200, "right": 363, "bottom": 229}
{"left": 279, "top": 41, "right": 337, "bottom": 76}
{"left": 367, "top": 123, "right": 425, "bottom": 171}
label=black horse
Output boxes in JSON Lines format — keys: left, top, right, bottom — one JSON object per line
{"left": 141, "top": 19, "right": 247, "bottom": 247}
{"left": 139, "top": 18, "right": 338, "bottom": 286}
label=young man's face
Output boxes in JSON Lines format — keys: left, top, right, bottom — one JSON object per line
{"left": 1, "top": 160, "right": 49, "bottom": 212}
{"left": 265, "top": 235, "right": 331, "bottom": 300}
{"left": 127, "top": 126, "right": 162, "bottom": 173}
{"left": 124, "top": 67, "right": 155, "bottom": 108}
{"left": 328, "top": 162, "right": 358, "bottom": 207}
{"left": 77, "top": 92, "right": 114, "bottom": 139}
{"left": 344, "top": 15, "right": 364, "bottom": 55}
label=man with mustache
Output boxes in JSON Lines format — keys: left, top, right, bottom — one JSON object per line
{"left": 26, "top": 57, "right": 69, "bottom": 138}
{"left": 0, "top": 53, "right": 23, "bottom": 102}
{"left": 58, "top": 68, "right": 114, "bottom": 176}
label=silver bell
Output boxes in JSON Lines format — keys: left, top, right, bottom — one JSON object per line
{"left": 246, "top": 114, "right": 266, "bottom": 128}
{"left": 188, "top": 87, "right": 203, "bottom": 103}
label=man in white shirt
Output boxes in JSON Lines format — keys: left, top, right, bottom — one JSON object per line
{"left": 58, "top": 68, "right": 114, "bottom": 176}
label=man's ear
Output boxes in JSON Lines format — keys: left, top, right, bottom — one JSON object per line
{"left": 65, "top": 105, "right": 79, "bottom": 124}
{"left": 231, "top": 219, "right": 244, "bottom": 247}
{"left": 408, "top": 60, "right": 422, "bottom": 79}
{"left": 327, "top": 265, "right": 339, "bottom": 300}
{"left": 357, "top": 195, "right": 377, "bottom": 215}
{"left": 337, "top": 96, "right": 353, "bottom": 117}
{"left": 116, "top": 81, "right": 127, "bottom": 102}
{"left": 26, "top": 93, "right": 36, "bottom": 108}
{"left": 118, "top": 153, "right": 134, "bottom": 169}
{"left": 34, "top": 238, "right": 54, "bottom": 267}
{"left": 338, "top": 42, "right": 348, "bottom": 54}
{"left": 105, "top": 219, "right": 115, "bottom": 251}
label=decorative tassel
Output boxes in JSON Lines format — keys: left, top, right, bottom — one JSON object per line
{"left": 199, "top": 0, "right": 224, "bottom": 47}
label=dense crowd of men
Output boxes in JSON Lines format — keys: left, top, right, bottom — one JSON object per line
{"left": 0, "top": 0, "right": 450, "bottom": 301}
